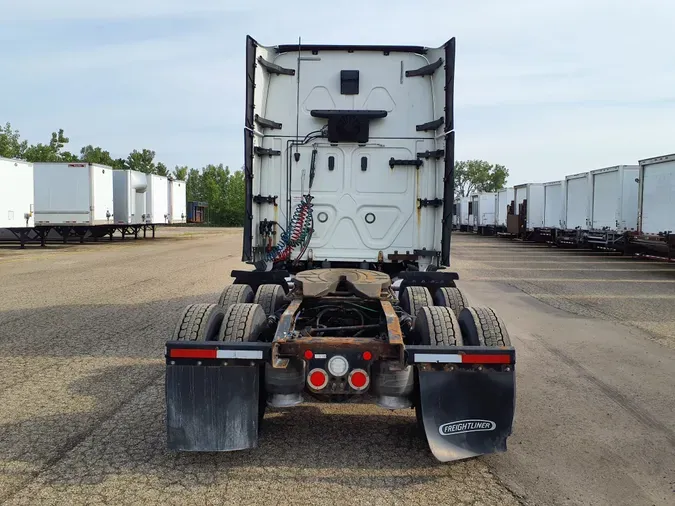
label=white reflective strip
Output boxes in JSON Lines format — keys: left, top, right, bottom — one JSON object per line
{"left": 315, "top": 353, "right": 327, "bottom": 359}
{"left": 216, "top": 350, "right": 263, "bottom": 360}
{"left": 414, "top": 353, "right": 462, "bottom": 363}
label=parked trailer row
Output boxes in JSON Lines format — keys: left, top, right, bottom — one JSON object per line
{"left": 469, "top": 153, "right": 674, "bottom": 259}
{"left": 0, "top": 160, "right": 187, "bottom": 248}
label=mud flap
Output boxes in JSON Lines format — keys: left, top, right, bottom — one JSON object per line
{"left": 418, "top": 368, "right": 515, "bottom": 462}
{"left": 166, "top": 364, "right": 260, "bottom": 451}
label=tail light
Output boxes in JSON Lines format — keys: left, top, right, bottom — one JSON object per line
{"left": 307, "top": 368, "right": 328, "bottom": 390}
{"left": 348, "top": 369, "right": 369, "bottom": 391}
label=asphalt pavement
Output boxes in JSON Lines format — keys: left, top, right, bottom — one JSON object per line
{"left": 0, "top": 229, "right": 673, "bottom": 505}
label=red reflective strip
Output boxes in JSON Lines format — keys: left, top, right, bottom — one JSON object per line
{"left": 170, "top": 348, "right": 217, "bottom": 359}
{"left": 462, "top": 354, "right": 512, "bottom": 364}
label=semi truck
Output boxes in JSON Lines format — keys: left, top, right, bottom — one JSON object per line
{"left": 164, "top": 36, "right": 516, "bottom": 463}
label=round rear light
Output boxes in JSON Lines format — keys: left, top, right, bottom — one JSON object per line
{"left": 307, "top": 368, "right": 328, "bottom": 390}
{"left": 362, "top": 351, "right": 372, "bottom": 361}
{"left": 304, "top": 349, "right": 314, "bottom": 360}
{"left": 348, "top": 369, "right": 369, "bottom": 391}
{"left": 327, "top": 355, "right": 349, "bottom": 377}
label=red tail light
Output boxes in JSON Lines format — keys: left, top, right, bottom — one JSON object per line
{"left": 307, "top": 368, "right": 328, "bottom": 390}
{"left": 348, "top": 369, "right": 369, "bottom": 391}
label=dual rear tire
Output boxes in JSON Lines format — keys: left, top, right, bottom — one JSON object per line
{"left": 176, "top": 282, "right": 285, "bottom": 344}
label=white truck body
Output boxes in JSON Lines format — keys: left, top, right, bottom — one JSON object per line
{"left": 168, "top": 180, "right": 187, "bottom": 224}
{"left": 475, "top": 192, "right": 497, "bottom": 227}
{"left": 459, "top": 196, "right": 470, "bottom": 227}
{"left": 112, "top": 170, "right": 147, "bottom": 225}
{"left": 543, "top": 180, "right": 565, "bottom": 229}
{"left": 452, "top": 198, "right": 460, "bottom": 227}
{"left": 33, "top": 162, "right": 113, "bottom": 225}
{"left": 590, "top": 165, "right": 639, "bottom": 232}
{"left": 0, "top": 157, "right": 34, "bottom": 228}
{"left": 145, "top": 175, "right": 169, "bottom": 224}
{"left": 564, "top": 172, "right": 591, "bottom": 230}
{"left": 496, "top": 187, "right": 514, "bottom": 228}
{"left": 638, "top": 154, "right": 675, "bottom": 234}
{"left": 514, "top": 183, "right": 545, "bottom": 230}
{"left": 244, "top": 37, "right": 456, "bottom": 267}
{"left": 469, "top": 194, "right": 478, "bottom": 228}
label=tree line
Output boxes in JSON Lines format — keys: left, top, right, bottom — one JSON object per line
{"left": 1, "top": 121, "right": 508, "bottom": 228}
{"left": 0, "top": 122, "right": 245, "bottom": 227}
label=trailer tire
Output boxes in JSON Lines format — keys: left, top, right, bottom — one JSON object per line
{"left": 458, "top": 307, "right": 511, "bottom": 347}
{"left": 433, "top": 287, "right": 467, "bottom": 318}
{"left": 415, "top": 306, "right": 463, "bottom": 346}
{"left": 219, "top": 303, "right": 267, "bottom": 342}
{"left": 254, "top": 284, "right": 286, "bottom": 317}
{"left": 172, "top": 303, "right": 225, "bottom": 341}
{"left": 400, "top": 286, "right": 433, "bottom": 320}
{"left": 218, "top": 284, "right": 254, "bottom": 311}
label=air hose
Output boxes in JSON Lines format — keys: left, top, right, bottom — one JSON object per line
{"left": 266, "top": 195, "right": 314, "bottom": 262}
{"left": 266, "top": 148, "right": 317, "bottom": 263}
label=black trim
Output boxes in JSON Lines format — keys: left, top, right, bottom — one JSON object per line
{"left": 406, "top": 57, "right": 443, "bottom": 77}
{"left": 389, "top": 157, "right": 423, "bottom": 168}
{"left": 417, "top": 149, "right": 445, "bottom": 160}
{"left": 418, "top": 198, "right": 443, "bottom": 209}
{"left": 441, "top": 38, "right": 456, "bottom": 267}
{"left": 276, "top": 44, "right": 428, "bottom": 55}
{"left": 254, "top": 114, "right": 282, "bottom": 130}
{"left": 243, "top": 36, "right": 256, "bottom": 262}
{"left": 257, "top": 56, "right": 295, "bottom": 75}
{"left": 397, "top": 271, "right": 459, "bottom": 297}
{"left": 231, "top": 269, "right": 291, "bottom": 294}
{"left": 310, "top": 109, "right": 388, "bottom": 119}
{"left": 254, "top": 146, "right": 281, "bottom": 157}
{"left": 416, "top": 117, "right": 444, "bottom": 131}
{"left": 253, "top": 195, "right": 278, "bottom": 206}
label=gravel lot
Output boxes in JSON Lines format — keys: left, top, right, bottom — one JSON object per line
{"left": 0, "top": 229, "right": 673, "bottom": 505}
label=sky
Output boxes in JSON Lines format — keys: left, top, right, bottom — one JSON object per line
{"left": 1, "top": 0, "right": 674, "bottom": 185}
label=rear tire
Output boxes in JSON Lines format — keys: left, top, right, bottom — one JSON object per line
{"left": 219, "top": 303, "right": 267, "bottom": 342}
{"left": 218, "top": 284, "right": 254, "bottom": 311}
{"left": 400, "top": 286, "right": 433, "bottom": 320}
{"left": 172, "top": 303, "right": 225, "bottom": 341}
{"left": 415, "top": 306, "right": 463, "bottom": 346}
{"left": 433, "top": 287, "right": 467, "bottom": 318}
{"left": 254, "top": 284, "right": 286, "bottom": 317}
{"left": 218, "top": 303, "right": 269, "bottom": 422}
{"left": 413, "top": 306, "right": 463, "bottom": 434}
{"left": 458, "top": 307, "right": 511, "bottom": 347}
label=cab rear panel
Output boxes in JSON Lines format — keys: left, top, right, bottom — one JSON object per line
{"left": 244, "top": 37, "right": 455, "bottom": 268}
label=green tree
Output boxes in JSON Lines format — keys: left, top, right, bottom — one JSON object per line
{"left": 186, "top": 168, "right": 202, "bottom": 202}
{"left": 23, "top": 128, "right": 75, "bottom": 163}
{"left": 112, "top": 158, "right": 127, "bottom": 170}
{"left": 155, "top": 162, "right": 169, "bottom": 176}
{"left": 0, "top": 122, "right": 28, "bottom": 158}
{"left": 455, "top": 160, "right": 509, "bottom": 197}
{"left": 223, "top": 170, "right": 245, "bottom": 226}
{"left": 80, "top": 145, "right": 115, "bottom": 166}
{"left": 126, "top": 149, "right": 156, "bottom": 174}
{"left": 173, "top": 165, "right": 188, "bottom": 181}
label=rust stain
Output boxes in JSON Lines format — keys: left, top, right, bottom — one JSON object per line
{"left": 278, "top": 337, "right": 399, "bottom": 361}
{"left": 380, "top": 300, "right": 403, "bottom": 345}
{"left": 272, "top": 299, "right": 302, "bottom": 367}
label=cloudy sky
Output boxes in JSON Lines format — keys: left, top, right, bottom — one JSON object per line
{"left": 1, "top": 0, "right": 673, "bottom": 185}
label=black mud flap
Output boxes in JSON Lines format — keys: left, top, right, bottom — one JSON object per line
{"left": 418, "top": 368, "right": 515, "bottom": 462}
{"left": 166, "top": 364, "right": 260, "bottom": 451}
